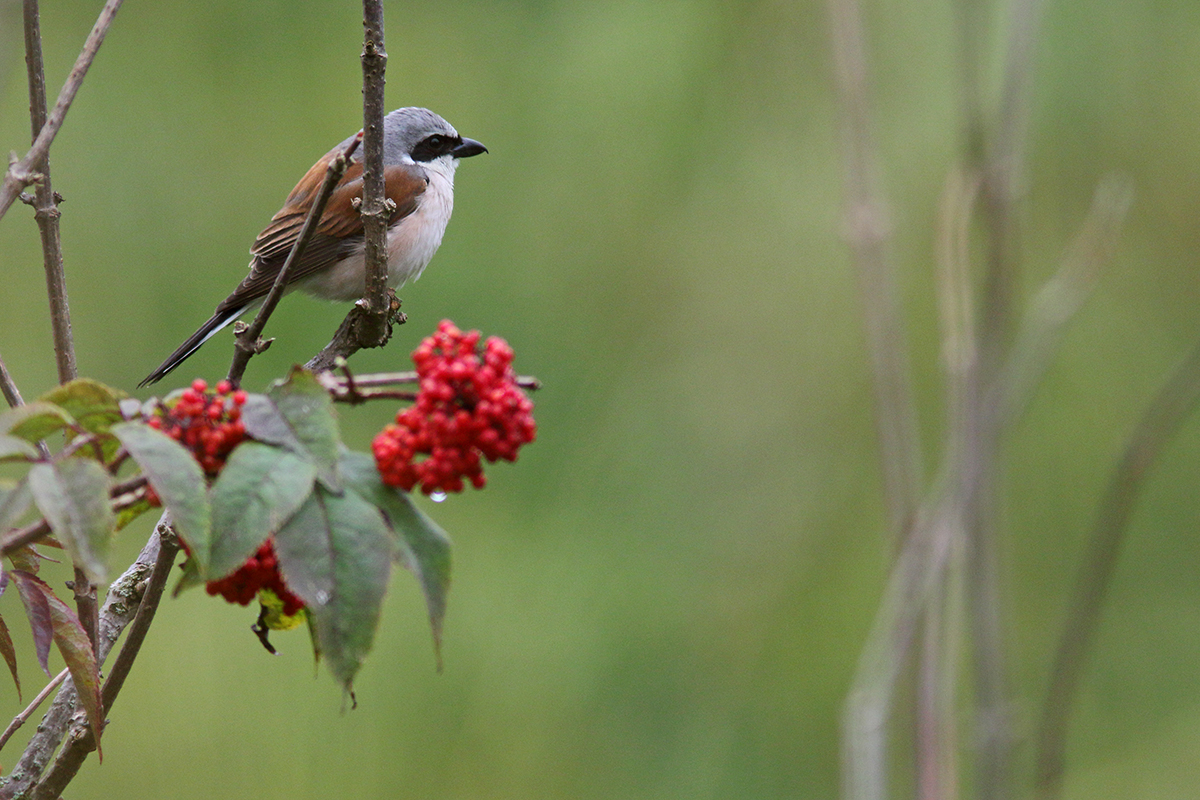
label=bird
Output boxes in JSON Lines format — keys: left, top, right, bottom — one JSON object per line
{"left": 139, "top": 107, "right": 487, "bottom": 387}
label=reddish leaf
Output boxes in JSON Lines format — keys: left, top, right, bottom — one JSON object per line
{"left": 9, "top": 571, "right": 104, "bottom": 757}
{"left": 11, "top": 570, "right": 52, "bottom": 675}
{"left": 44, "top": 587, "right": 104, "bottom": 758}
{"left": 0, "top": 613, "right": 20, "bottom": 701}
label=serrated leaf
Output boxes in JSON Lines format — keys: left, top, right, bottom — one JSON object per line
{"left": 0, "top": 613, "right": 19, "bottom": 701}
{"left": 28, "top": 459, "right": 113, "bottom": 584}
{"left": 11, "top": 570, "right": 52, "bottom": 675}
{"left": 40, "top": 379, "right": 125, "bottom": 438}
{"left": 0, "top": 433, "right": 39, "bottom": 462}
{"left": 208, "top": 442, "right": 316, "bottom": 580}
{"left": 11, "top": 572, "right": 104, "bottom": 758}
{"left": 0, "top": 479, "right": 33, "bottom": 531}
{"left": 340, "top": 450, "right": 452, "bottom": 665}
{"left": 111, "top": 422, "right": 211, "bottom": 571}
{"left": 242, "top": 369, "right": 342, "bottom": 491}
{"left": 274, "top": 486, "right": 392, "bottom": 694}
{"left": 0, "top": 401, "right": 74, "bottom": 444}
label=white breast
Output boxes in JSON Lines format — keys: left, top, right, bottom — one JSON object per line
{"left": 295, "top": 156, "right": 458, "bottom": 302}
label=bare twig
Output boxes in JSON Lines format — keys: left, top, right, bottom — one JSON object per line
{"left": 0, "top": 669, "right": 67, "bottom": 754}
{"left": 315, "top": 368, "right": 541, "bottom": 403}
{"left": 304, "top": 288, "right": 404, "bottom": 374}
{"left": 0, "top": 350, "right": 26, "bottom": 409}
{"left": 0, "top": 0, "right": 124, "bottom": 223}
{"left": 23, "top": 0, "right": 76, "bottom": 385}
{"left": 358, "top": 0, "right": 390, "bottom": 346}
{"left": 226, "top": 134, "right": 363, "bottom": 387}
{"left": 828, "top": 0, "right": 928, "bottom": 794}
{"left": 959, "top": 3, "right": 1045, "bottom": 796}
{"left": 826, "top": 0, "right": 923, "bottom": 544}
{"left": 1033, "top": 338, "right": 1200, "bottom": 800}
{"left": 993, "top": 176, "right": 1132, "bottom": 424}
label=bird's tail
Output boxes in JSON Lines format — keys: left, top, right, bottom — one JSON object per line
{"left": 138, "top": 305, "right": 249, "bottom": 388}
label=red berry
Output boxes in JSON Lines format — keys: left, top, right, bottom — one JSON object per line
{"left": 373, "top": 321, "right": 536, "bottom": 496}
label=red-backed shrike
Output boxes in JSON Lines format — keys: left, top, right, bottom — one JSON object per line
{"left": 140, "top": 107, "right": 486, "bottom": 387}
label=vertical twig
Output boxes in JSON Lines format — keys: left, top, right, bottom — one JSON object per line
{"left": 0, "top": 0, "right": 124, "bottom": 223}
{"left": 959, "top": 2, "right": 1045, "bottom": 795}
{"left": 359, "top": 0, "right": 390, "bottom": 345}
{"left": 827, "top": 0, "right": 927, "bottom": 794}
{"left": 23, "top": 0, "right": 75, "bottom": 385}
{"left": 1033, "top": 339, "right": 1200, "bottom": 800}
{"left": 22, "top": 0, "right": 101, "bottom": 659}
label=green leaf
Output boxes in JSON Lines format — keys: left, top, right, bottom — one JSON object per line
{"left": 242, "top": 368, "right": 342, "bottom": 492}
{"left": 0, "top": 433, "right": 39, "bottom": 462}
{"left": 28, "top": 459, "right": 113, "bottom": 584}
{"left": 340, "top": 451, "right": 452, "bottom": 665}
{"left": 0, "top": 613, "right": 20, "bottom": 701}
{"left": 208, "top": 442, "right": 316, "bottom": 580}
{"left": 0, "top": 479, "right": 33, "bottom": 531}
{"left": 0, "top": 401, "right": 74, "bottom": 444}
{"left": 274, "top": 486, "right": 392, "bottom": 694}
{"left": 40, "top": 379, "right": 125, "bottom": 438}
{"left": 111, "top": 422, "right": 211, "bottom": 571}
{"left": 10, "top": 572, "right": 104, "bottom": 758}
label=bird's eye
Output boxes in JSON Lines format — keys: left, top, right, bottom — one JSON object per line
{"left": 425, "top": 135, "right": 445, "bottom": 149}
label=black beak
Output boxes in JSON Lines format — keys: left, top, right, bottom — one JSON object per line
{"left": 452, "top": 138, "right": 488, "bottom": 158}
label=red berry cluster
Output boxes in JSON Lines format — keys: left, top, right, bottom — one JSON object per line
{"left": 148, "top": 379, "right": 247, "bottom": 477}
{"left": 373, "top": 320, "right": 537, "bottom": 494}
{"left": 205, "top": 537, "right": 306, "bottom": 617}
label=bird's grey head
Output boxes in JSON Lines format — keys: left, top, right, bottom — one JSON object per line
{"left": 382, "top": 107, "right": 487, "bottom": 166}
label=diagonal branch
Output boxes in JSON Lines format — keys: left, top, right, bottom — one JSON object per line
{"left": 0, "top": 0, "right": 124, "bottom": 224}
{"left": 225, "top": 134, "right": 362, "bottom": 387}
{"left": 1034, "top": 336, "right": 1200, "bottom": 800}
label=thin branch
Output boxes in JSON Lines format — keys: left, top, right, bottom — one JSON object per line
{"left": 0, "top": 350, "right": 27, "bottom": 409}
{"left": 23, "top": 0, "right": 76, "bottom": 385}
{"left": 842, "top": 489, "right": 963, "bottom": 800}
{"left": 0, "top": 0, "right": 124, "bottom": 223}
{"left": 992, "top": 175, "right": 1132, "bottom": 425}
{"left": 226, "top": 134, "right": 362, "bottom": 387}
{"left": 1033, "top": 337, "right": 1200, "bottom": 800}
{"left": 960, "top": 3, "right": 1046, "bottom": 796}
{"left": 0, "top": 669, "right": 67, "bottom": 755}
{"left": 358, "top": 0, "right": 390, "bottom": 346}
{"left": 303, "top": 288, "right": 404, "bottom": 375}
{"left": 826, "top": 0, "right": 924, "bottom": 543}
{"left": 315, "top": 368, "right": 541, "bottom": 403}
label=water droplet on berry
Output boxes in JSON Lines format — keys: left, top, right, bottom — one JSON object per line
{"left": 430, "top": 490, "right": 447, "bottom": 503}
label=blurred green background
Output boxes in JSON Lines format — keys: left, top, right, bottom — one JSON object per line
{"left": 3, "top": 0, "right": 1200, "bottom": 797}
